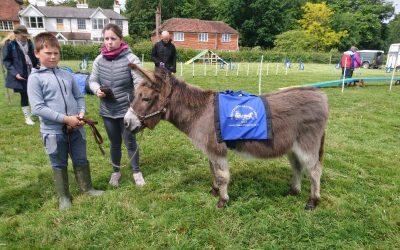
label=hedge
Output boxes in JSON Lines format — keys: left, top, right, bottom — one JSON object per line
{"left": 60, "top": 41, "right": 342, "bottom": 64}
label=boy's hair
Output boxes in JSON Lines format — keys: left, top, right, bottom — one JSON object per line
{"left": 102, "top": 23, "right": 123, "bottom": 39}
{"left": 34, "top": 32, "right": 60, "bottom": 53}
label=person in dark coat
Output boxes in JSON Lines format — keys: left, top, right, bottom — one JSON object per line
{"left": 2, "top": 25, "right": 39, "bottom": 125}
{"left": 151, "top": 31, "right": 177, "bottom": 73}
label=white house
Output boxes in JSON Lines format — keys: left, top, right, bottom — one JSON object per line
{"left": 19, "top": 0, "right": 128, "bottom": 44}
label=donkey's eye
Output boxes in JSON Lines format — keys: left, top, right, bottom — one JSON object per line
{"left": 142, "top": 97, "right": 151, "bottom": 102}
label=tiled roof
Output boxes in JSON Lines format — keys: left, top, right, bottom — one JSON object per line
{"left": 0, "top": 0, "right": 22, "bottom": 21}
{"left": 159, "top": 18, "right": 238, "bottom": 34}
{"left": 51, "top": 32, "right": 91, "bottom": 41}
{"left": 34, "top": 6, "right": 127, "bottom": 20}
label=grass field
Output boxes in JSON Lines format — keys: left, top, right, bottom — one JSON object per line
{"left": 0, "top": 61, "right": 399, "bottom": 249}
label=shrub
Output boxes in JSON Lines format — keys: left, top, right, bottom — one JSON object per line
{"left": 60, "top": 43, "right": 341, "bottom": 64}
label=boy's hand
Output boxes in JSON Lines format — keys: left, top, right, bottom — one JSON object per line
{"left": 96, "top": 89, "right": 106, "bottom": 98}
{"left": 64, "top": 115, "right": 85, "bottom": 129}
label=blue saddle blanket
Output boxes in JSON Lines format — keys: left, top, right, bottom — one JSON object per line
{"left": 215, "top": 90, "right": 272, "bottom": 141}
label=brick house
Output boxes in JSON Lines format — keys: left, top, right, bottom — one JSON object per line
{"left": 151, "top": 18, "right": 239, "bottom": 51}
{"left": 0, "top": 0, "right": 23, "bottom": 33}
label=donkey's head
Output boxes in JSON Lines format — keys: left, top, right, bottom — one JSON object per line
{"left": 124, "top": 63, "right": 173, "bottom": 133}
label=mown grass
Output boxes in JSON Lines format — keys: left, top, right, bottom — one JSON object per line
{"left": 0, "top": 61, "right": 399, "bottom": 249}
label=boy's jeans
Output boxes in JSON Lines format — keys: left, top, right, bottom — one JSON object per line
{"left": 42, "top": 127, "right": 88, "bottom": 168}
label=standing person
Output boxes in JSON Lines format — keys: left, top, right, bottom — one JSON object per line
{"left": 2, "top": 25, "right": 39, "bottom": 125}
{"left": 28, "top": 32, "right": 104, "bottom": 210}
{"left": 351, "top": 46, "right": 362, "bottom": 71}
{"left": 89, "top": 23, "right": 145, "bottom": 187}
{"left": 341, "top": 46, "right": 362, "bottom": 80}
{"left": 151, "top": 31, "right": 177, "bottom": 73}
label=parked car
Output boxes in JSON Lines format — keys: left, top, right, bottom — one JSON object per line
{"left": 358, "top": 50, "right": 384, "bottom": 69}
{"left": 385, "top": 43, "right": 400, "bottom": 70}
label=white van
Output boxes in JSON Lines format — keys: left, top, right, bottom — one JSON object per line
{"left": 385, "top": 43, "right": 400, "bottom": 69}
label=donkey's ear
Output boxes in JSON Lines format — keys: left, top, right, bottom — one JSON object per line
{"left": 128, "top": 63, "right": 156, "bottom": 83}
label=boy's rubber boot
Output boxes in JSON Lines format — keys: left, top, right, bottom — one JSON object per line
{"left": 52, "top": 167, "right": 72, "bottom": 210}
{"left": 73, "top": 163, "right": 104, "bottom": 196}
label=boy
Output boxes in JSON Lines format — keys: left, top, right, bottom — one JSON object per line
{"left": 28, "top": 32, "right": 103, "bottom": 210}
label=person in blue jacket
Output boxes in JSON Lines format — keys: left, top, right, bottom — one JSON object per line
{"left": 2, "top": 25, "right": 39, "bottom": 125}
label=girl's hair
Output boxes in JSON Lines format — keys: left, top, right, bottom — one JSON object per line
{"left": 34, "top": 32, "right": 61, "bottom": 52}
{"left": 102, "top": 23, "right": 123, "bottom": 39}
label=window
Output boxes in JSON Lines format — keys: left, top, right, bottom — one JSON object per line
{"left": 115, "top": 20, "right": 123, "bottom": 30}
{"left": 198, "top": 33, "right": 208, "bottom": 42}
{"left": 77, "top": 19, "right": 86, "bottom": 29}
{"left": 92, "top": 18, "right": 107, "bottom": 29}
{"left": 222, "top": 33, "right": 231, "bottom": 42}
{"left": 24, "top": 16, "right": 44, "bottom": 28}
{"left": 174, "top": 32, "right": 184, "bottom": 41}
{"left": 0, "top": 21, "right": 14, "bottom": 31}
{"left": 56, "top": 18, "right": 63, "bottom": 30}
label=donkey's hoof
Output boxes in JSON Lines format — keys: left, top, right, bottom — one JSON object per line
{"left": 305, "top": 199, "right": 319, "bottom": 210}
{"left": 210, "top": 188, "right": 219, "bottom": 197}
{"left": 216, "top": 199, "right": 227, "bottom": 208}
{"left": 284, "top": 188, "right": 300, "bottom": 197}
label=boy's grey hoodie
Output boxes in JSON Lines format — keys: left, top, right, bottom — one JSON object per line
{"left": 28, "top": 67, "right": 85, "bottom": 134}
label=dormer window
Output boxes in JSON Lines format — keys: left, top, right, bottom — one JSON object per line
{"left": 23, "top": 16, "right": 44, "bottom": 28}
{"left": 92, "top": 18, "right": 107, "bottom": 29}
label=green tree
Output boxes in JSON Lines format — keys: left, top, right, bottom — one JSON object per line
{"left": 274, "top": 30, "right": 313, "bottom": 51}
{"left": 327, "top": 0, "right": 394, "bottom": 50}
{"left": 88, "top": 0, "right": 114, "bottom": 9}
{"left": 386, "top": 15, "right": 400, "bottom": 49}
{"left": 214, "top": 0, "right": 307, "bottom": 48}
{"left": 298, "top": 2, "right": 347, "bottom": 51}
{"left": 125, "top": 0, "right": 216, "bottom": 40}
{"left": 51, "top": 0, "right": 78, "bottom": 7}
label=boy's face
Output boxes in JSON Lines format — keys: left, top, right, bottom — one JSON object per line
{"left": 35, "top": 45, "right": 60, "bottom": 68}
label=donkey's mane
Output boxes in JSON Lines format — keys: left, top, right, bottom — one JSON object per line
{"left": 169, "top": 76, "right": 214, "bottom": 108}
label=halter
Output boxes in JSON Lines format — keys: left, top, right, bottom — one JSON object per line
{"left": 128, "top": 81, "right": 174, "bottom": 124}
{"left": 128, "top": 106, "right": 166, "bottom": 123}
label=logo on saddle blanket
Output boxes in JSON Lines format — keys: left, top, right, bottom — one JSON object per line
{"left": 215, "top": 90, "right": 272, "bottom": 141}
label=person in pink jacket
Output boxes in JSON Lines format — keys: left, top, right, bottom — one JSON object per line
{"left": 351, "top": 46, "right": 363, "bottom": 70}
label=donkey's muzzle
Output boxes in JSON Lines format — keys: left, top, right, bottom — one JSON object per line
{"left": 124, "top": 109, "right": 142, "bottom": 134}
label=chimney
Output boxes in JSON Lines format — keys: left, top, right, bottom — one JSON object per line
{"left": 113, "top": 0, "right": 120, "bottom": 14}
{"left": 155, "top": 6, "right": 161, "bottom": 40}
{"left": 76, "top": 0, "right": 88, "bottom": 9}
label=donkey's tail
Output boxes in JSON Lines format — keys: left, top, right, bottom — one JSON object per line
{"left": 319, "top": 132, "right": 325, "bottom": 164}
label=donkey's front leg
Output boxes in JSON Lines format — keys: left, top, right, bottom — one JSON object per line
{"left": 209, "top": 156, "right": 230, "bottom": 208}
{"left": 209, "top": 160, "right": 219, "bottom": 197}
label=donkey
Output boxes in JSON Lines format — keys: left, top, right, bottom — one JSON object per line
{"left": 124, "top": 64, "right": 329, "bottom": 210}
